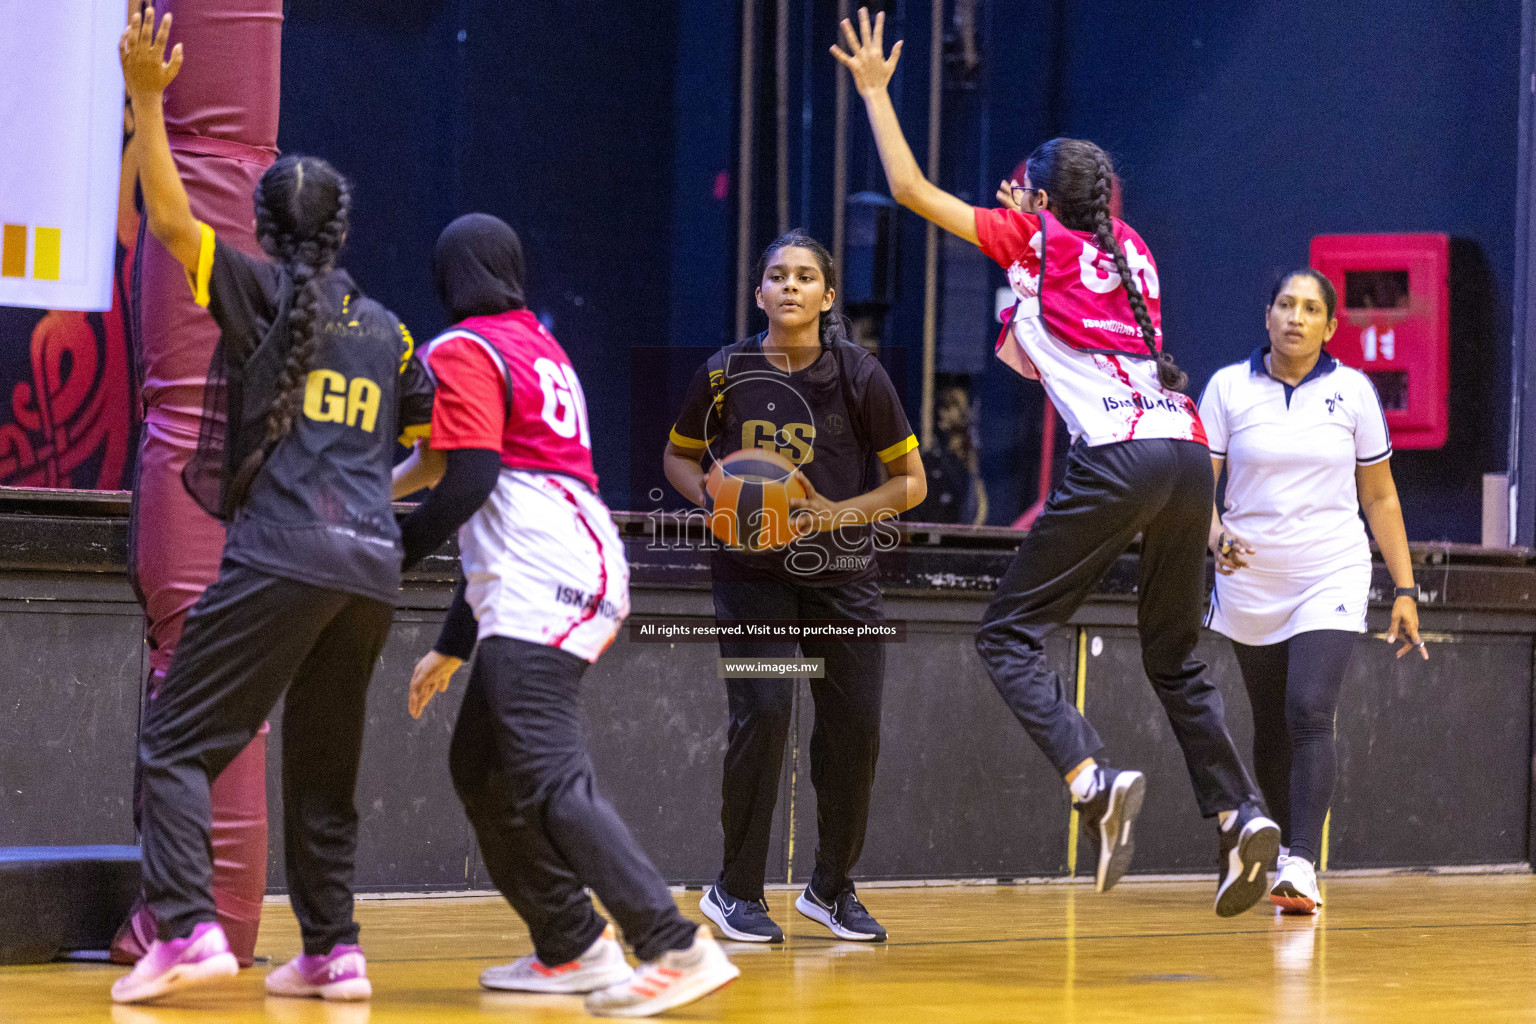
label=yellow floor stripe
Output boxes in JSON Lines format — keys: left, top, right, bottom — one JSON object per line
{"left": 1066, "top": 629, "right": 1089, "bottom": 875}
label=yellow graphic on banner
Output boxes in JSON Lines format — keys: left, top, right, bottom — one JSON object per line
{"left": 0, "top": 224, "right": 62, "bottom": 281}
{"left": 33, "top": 227, "right": 61, "bottom": 280}
{"left": 1, "top": 225, "right": 24, "bottom": 278}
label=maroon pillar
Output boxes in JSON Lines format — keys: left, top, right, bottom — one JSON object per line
{"left": 115, "top": 0, "right": 283, "bottom": 968}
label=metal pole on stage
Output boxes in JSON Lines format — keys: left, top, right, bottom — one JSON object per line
{"left": 920, "top": 0, "right": 945, "bottom": 451}
{"left": 1509, "top": 0, "right": 1536, "bottom": 546}
{"left": 736, "top": 0, "right": 758, "bottom": 342}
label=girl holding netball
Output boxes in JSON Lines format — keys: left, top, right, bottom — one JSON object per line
{"left": 662, "top": 231, "right": 924, "bottom": 943}
{"left": 1201, "top": 269, "right": 1425, "bottom": 913}
{"left": 114, "top": 10, "right": 433, "bottom": 1003}
{"left": 392, "top": 213, "right": 738, "bottom": 1018}
{"left": 833, "top": 8, "right": 1278, "bottom": 916}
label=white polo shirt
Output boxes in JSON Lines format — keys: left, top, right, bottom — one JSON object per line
{"left": 1199, "top": 347, "right": 1391, "bottom": 576}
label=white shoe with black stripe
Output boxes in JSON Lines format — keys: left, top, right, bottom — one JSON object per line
{"left": 1215, "top": 803, "right": 1282, "bottom": 917}
{"left": 1074, "top": 767, "right": 1147, "bottom": 893}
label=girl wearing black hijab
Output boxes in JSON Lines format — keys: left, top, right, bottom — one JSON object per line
{"left": 394, "top": 214, "right": 739, "bottom": 1019}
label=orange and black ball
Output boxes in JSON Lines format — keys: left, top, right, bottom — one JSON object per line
{"left": 705, "top": 448, "right": 807, "bottom": 552}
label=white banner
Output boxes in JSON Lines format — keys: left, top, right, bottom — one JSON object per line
{"left": 0, "top": 1, "right": 125, "bottom": 312}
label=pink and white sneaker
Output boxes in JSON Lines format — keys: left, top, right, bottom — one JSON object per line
{"left": 265, "top": 944, "right": 372, "bottom": 1001}
{"left": 110, "top": 921, "right": 240, "bottom": 1004}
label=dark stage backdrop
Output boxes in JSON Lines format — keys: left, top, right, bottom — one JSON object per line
{"left": 277, "top": 0, "right": 703, "bottom": 508}
{"left": 0, "top": 0, "right": 1519, "bottom": 541}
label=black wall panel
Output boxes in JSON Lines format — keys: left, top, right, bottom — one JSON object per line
{"left": 0, "top": 597, "right": 143, "bottom": 847}
{"left": 1330, "top": 634, "right": 1531, "bottom": 867}
{"left": 791, "top": 620, "right": 1075, "bottom": 883}
{"left": 3, "top": 553, "right": 1531, "bottom": 891}
{"left": 1078, "top": 628, "right": 1256, "bottom": 875}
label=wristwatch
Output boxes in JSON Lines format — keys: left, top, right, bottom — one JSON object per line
{"left": 1394, "top": 585, "right": 1420, "bottom": 601}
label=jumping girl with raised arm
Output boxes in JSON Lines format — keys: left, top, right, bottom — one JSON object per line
{"left": 113, "top": 10, "right": 433, "bottom": 1003}
{"left": 833, "top": 8, "right": 1279, "bottom": 916}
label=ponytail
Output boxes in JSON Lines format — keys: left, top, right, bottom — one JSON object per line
{"left": 1085, "top": 152, "right": 1186, "bottom": 391}
{"left": 1027, "top": 137, "right": 1188, "bottom": 392}
{"left": 231, "top": 156, "right": 352, "bottom": 502}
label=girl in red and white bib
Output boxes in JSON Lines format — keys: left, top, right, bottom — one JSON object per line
{"left": 835, "top": 8, "right": 1276, "bottom": 916}
{"left": 392, "top": 214, "right": 737, "bottom": 1017}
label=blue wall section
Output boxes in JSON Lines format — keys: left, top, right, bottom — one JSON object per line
{"left": 279, "top": 0, "right": 684, "bottom": 507}
{"left": 1036, "top": 0, "right": 1522, "bottom": 539}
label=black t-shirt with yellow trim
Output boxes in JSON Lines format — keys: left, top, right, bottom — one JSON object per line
{"left": 670, "top": 336, "right": 917, "bottom": 585}
{"left": 188, "top": 222, "right": 434, "bottom": 604}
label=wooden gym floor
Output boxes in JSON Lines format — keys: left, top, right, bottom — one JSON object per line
{"left": 6, "top": 873, "right": 1536, "bottom": 1023}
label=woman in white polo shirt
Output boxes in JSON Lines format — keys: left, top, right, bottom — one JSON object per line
{"left": 1200, "top": 268, "right": 1427, "bottom": 914}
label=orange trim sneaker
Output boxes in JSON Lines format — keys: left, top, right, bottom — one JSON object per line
{"left": 1269, "top": 856, "right": 1322, "bottom": 915}
{"left": 583, "top": 925, "right": 739, "bottom": 1018}
{"left": 480, "top": 923, "right": 634, "bottom": 994}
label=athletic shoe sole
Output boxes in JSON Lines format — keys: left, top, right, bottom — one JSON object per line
{"left": 793, "top": 892, "right": 885, "bottom": 942}
{"left": 1215, "top": 817, "right": 1282, "bottom": 917}
{"left": 1269, "top": 881, "right": 1320, "bottom": 915}
{"left": 584, "top": 960, "right": 740, "bottom": 1018}
{"left": 1095, "top": 770, "right": 1146, "bottom": 893}
{"left": 699, "top": 888, "right": 781, "bottom": 943}
{"left": 265, "top": 975, "right": 373, "bottom": 1001}
{"left": 480, "top": 962, "right": 634, "bottom": 994}
{"left": 111, "top": 951, "right": 240, "bottom": 1004}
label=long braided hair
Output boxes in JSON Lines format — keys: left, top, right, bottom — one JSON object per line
{"left": 1025, "top": 138, "right": 1187, "bottom": 391}
{"left": 231, "top": 155, "right": 352, "bottom": 497}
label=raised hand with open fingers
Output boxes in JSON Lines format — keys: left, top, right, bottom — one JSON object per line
{"left": 830, "top": 7, "right": 904, "bottom": 96}
{"left": 120, "top": 5, "right": 183, "bottom": 98}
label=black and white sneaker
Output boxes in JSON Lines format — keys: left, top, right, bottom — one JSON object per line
{"left": 794, "top": 884, "right": 887, "bottom": 942}
{"left": 1215, "top": 802, "right": 1282, "bottom": 917}
{"left": 699, "top": 884, "right": 783, "bottom": 943}
{"left": 1074, "top": 767, "right": 1146, "bottom": 893}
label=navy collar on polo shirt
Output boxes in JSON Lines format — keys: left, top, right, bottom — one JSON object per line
{"left": 1248, "top": 345, "right": 1337, "bottom": 408}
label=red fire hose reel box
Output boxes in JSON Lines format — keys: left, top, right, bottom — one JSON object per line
{"left": 1309, "top": 233, "right": 1449, "bottom": 449}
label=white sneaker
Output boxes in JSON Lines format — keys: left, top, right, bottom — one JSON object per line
{"left": 479, "top": 923, "right": 634, "bottom": 994}
{"left": 1269, "top": 856, "right": 1322, "bottom": 914}
{"left": 584, "top": 925, "right": 739, "bottom": 1018}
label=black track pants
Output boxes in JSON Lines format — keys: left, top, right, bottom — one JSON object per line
{"left": 449, "top": 636, "right": 698, "bottom": 965}
{"left": 975, "top": 438, "right": 1256, "bottom": 817}
{"left": 138, "top": 562, "right": 390, "bottom": 954}
{"left": 1231, "top": 629, "right": 1356, "bottom": 866}
{"left": 712, "top": 577, "right": 884, "bottom": 902}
